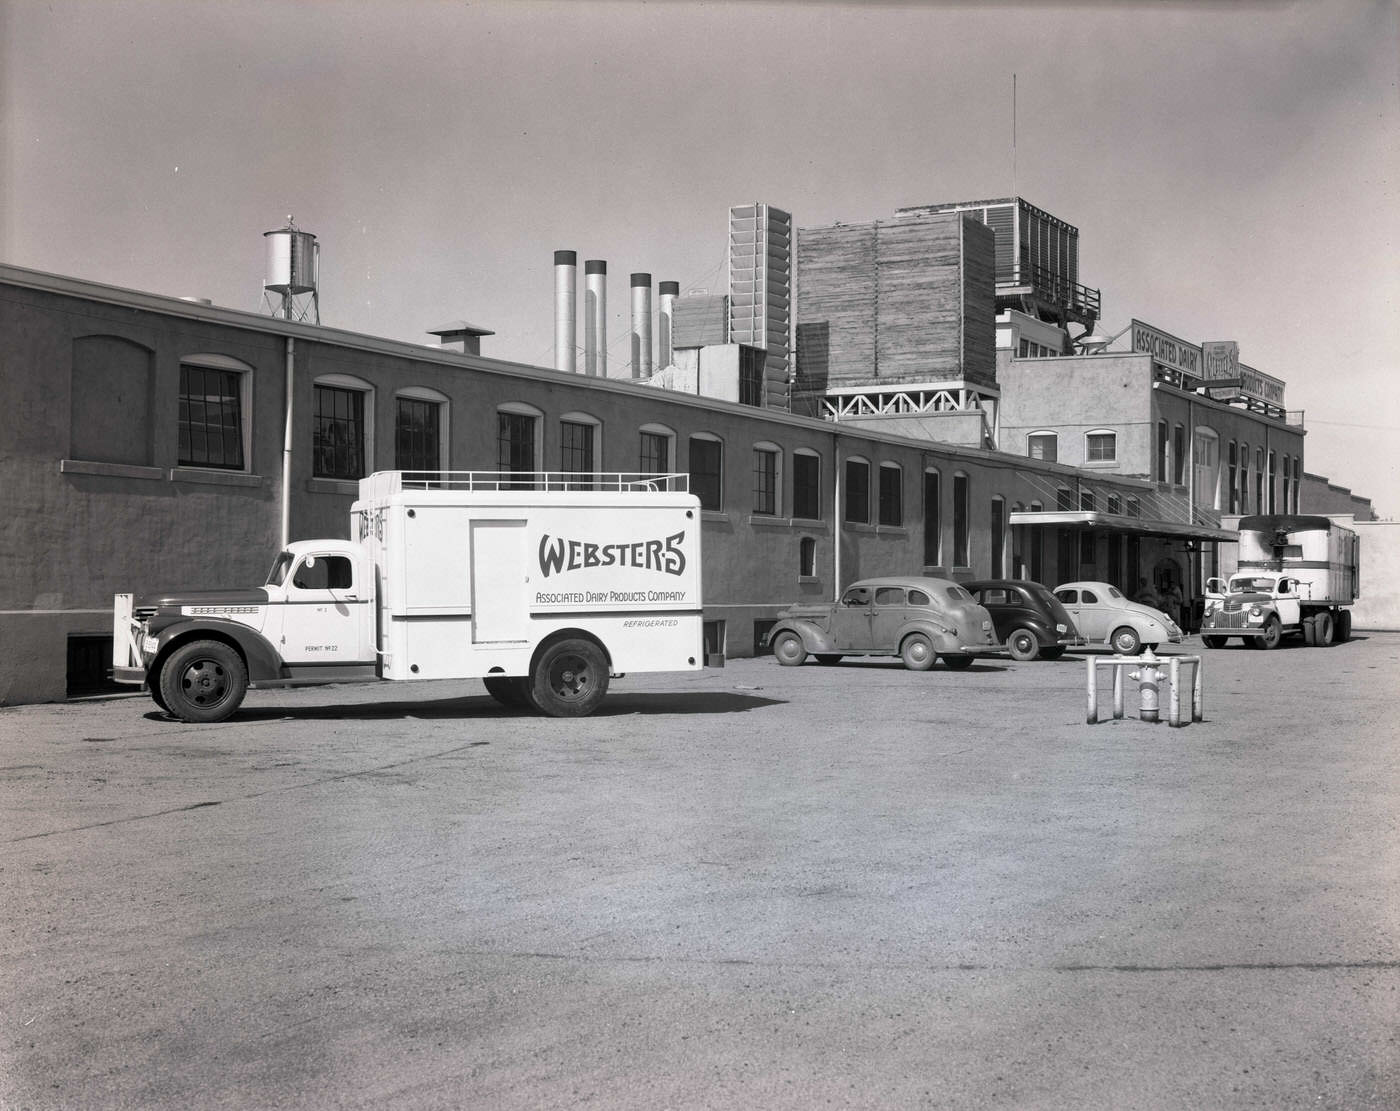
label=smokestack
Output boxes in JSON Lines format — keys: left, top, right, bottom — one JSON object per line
{"left": 585, "top": 260, "right": 607, "bottom": 377}
{"left": 658, "top": 280, "right": 679, "bottom": 369}
{"left": 554, "top": 250, "right": 577, "bottom": 373}
{"left": 630, "top": 272, "right": 653, "bottom": 379}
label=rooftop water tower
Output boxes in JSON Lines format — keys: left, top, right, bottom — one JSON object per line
{"left": 261, "top": 216, "right": 320, "bottom": 323}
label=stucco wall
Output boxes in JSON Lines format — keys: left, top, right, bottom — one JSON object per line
{"left": 1353, "top": 521, "right": 1400, "bottom": 629}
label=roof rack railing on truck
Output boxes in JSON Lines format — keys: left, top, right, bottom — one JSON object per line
{"left": 362, "top": 470, "right": 691, "bottom": 495}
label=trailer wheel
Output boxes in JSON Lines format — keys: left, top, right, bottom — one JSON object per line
{"left": 1335, "top": 610, "right": 1352, "bottom": 643}
{"left": 158, "top": 639, "right": 247, "bottom": 723}
{"left": 900, "top": 634, "right": 936, "bottom": 671}
{"left": 1201, "top": 635, "right": 1227, "bottom": 649}
{"left": 771, "top": 631, "right": 808, "bottom": 667}
{"left": 1110, "top": 626, "right": 1141, "bottom": 655}
{"left": 1257, "top": 616, "right": 1282, "bottom": 650}
{"left": 483, "top": 675, "right": 533, "bottom": 710}
{"left": 530, "top": 639, "right": 609, "bottom": 718}
{"left": 1006, "top": 628, "right": 1040, "bottom": 662}
{"left": 1314, "top": 611, "right": 1334, "bottom": 647}
{"left": 1303, "top": 614, "right": 1318, "bottom": 646}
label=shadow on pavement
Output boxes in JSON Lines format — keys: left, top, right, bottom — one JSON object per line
{"left": 143, "top": 690, "right": 785, "bottom": 725}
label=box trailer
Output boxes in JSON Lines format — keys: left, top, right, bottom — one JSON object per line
{"left": 1202, "top": 514, "right": 1359, "bottom": 648}
{"left": 114, "top": 471, "right": 703, "bottom": 721}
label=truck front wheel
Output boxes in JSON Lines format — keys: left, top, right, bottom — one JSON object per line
{"left": 530, "top": 638, "right": 609, "bottom": 717}
{"left": 1256, "top": 616, "right": 1282, "bottom": 650}
{"left": 158, "top": 639, "right": 248, "bottom": 723}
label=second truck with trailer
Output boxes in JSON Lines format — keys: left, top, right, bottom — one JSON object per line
{"left": 1201, "top": 513, "right": 1359, "bottom": 649}
{"left": 113, "top": 471, "right": 704, "bottom": 721}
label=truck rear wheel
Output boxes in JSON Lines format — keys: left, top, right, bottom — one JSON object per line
{"left": 1314, "top": 611, "right": 1334, "bottom": 646}
{"left": 158, "top": 639, "right": 247, "bottom": 723}
{"left": 530, "top": 638, "right": 609, "bottom": 717}
{"left": 1335, "top": 610, "right": 1352, "bottom": 643}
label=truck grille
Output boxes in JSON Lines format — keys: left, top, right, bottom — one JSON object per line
{"left": 1209, "top": 610, "right": 1250, "bottom": 630}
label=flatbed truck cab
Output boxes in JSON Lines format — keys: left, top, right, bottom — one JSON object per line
{"left": 114, "top": 471, "right": 703, "bottom": 721}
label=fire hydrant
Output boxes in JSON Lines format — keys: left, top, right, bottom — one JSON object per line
{"left": 1128, "top": 647, "right": 1168, "bottom": 723}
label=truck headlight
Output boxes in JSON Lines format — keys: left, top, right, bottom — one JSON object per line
{"left": 1249, "top": 605, "right": 1262, "bottom": 617}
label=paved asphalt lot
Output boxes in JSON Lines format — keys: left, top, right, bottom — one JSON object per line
{"left": 3, "top": 633, "right": 1399, "bottom": 1109}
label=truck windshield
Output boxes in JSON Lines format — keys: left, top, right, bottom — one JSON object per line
{"left": 1232, "top": 576, "right": 1276, "bottom": 592}
{"left": 267, "top": 551, "right": 294, "bottom": 587}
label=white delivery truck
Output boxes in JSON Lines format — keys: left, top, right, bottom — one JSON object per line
{"left": 113, "top": 471, "right": 703, "bottom": 721}
{"left": 1201, "top": 513, "right": 1359, "bottom": 649}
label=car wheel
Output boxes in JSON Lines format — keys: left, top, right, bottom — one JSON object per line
{"left": 941, "top": 654, "right": 975, "bottom": 670}
{"left": 530, "top": 638, "right": 609, "bottom": 717}
{"left": 1258, "top": 616, "right": 1282, "bottom": 650}
{"left": 772, "top": 631, "right": 808, "bottom": 667}
{"left": 1006, "top": 627, "right": 1040, "bottom": 662}
{"left": 900, "top": 634, "right": 936, "bottom": 672}
{"left": 1039, "top": 646, "right": 1066, "bottom": 660}
{"left": 1202, "top": 635, "right": 1227, "bottom": 649}
{"left": 1110, "top": 626, "right": 1141, "bottom": 655}
{"left": 814, "top": 654, "right": 842, "bottom": 665}
{"left": 158, "top": 639, "right": 248, "bottom": 724}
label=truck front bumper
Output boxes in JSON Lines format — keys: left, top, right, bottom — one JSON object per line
{"left": 114, "top": 666, "right": 148, "bottom": 686}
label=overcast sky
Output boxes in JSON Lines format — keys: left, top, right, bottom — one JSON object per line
{"left": 3, "top": 0, "right": 1397, "bottom": 510}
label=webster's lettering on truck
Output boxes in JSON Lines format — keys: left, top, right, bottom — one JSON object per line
{"left": 538, "top": 531, "right": 687, "bottom": 578}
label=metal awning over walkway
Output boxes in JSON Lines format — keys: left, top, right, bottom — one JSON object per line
{"left": 1008, "top": 510, "right": 1236, "bottom": 543}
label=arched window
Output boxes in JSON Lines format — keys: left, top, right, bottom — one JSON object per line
{"left": 1084, "top": 429, "right": 1116, "bottom": 464}
{"left": 1173, "top": 423, "right": 1187, "bottom": 485}
{"left": 498, "top": 401, "right": 542, "bottom": 488}
{"left": 1193, "top": 426, "right": 1220, "bottom": 510}
{"left": 844, "top": 456, "right": 870, "bottom": 524}
{"left": 923, "top": 468, "right": 941, "bottom": 566}
{"left": 878, "top": 462, "right": 903, "bottom": 526}
{"left": 315, "top": 373, "right": 375, "bottom": 480}
{"left": 1156, "top": 420, "right": 1169, "bottom": 482}
{"left": 792, "top": 448, "right": 822, "bottom": 520}
{"left": 182, "top": 353, "right": 254, "bottom": 472}
{"left": 639, "top": 422, "right": 675, "bottom": 474}
{"left": 559, "top": 411, "right": 601, "bottom": 490}
{"left": 689, "top": 432, "right": 724, "bottom": 511}
{"left": 1027, "top": 431, "right": 1058, "bottom": 462}
{"left": 953, "top": 472, "right": 970, "bottom": 566}
{"left": 752, "top": 441, "right": 781, "bottom": 516}
{"left": 990, "top": 495, "right": 1006, "bottom": 577}
{"left": 395, "top": 386, "right": 449, "bottom": 474}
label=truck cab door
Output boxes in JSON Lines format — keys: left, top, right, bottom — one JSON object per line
{"left": 1275, "top": 578, "right": 1301, "bottom": 626}
{"left": 270, "top": 552, "right": 375, "bottom": 665}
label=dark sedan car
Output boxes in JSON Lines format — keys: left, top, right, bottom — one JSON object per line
{"left": 964, "top": 579, "right": 1082, "bottom": 661}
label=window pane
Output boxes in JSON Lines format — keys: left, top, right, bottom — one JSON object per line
{"left": 690, "top": 437, "right": 723, "bottom": 511}
{"left": 1086, "top": 433, "right": 1115, "bottom": 462}
{"left": 498, "top": 411, "right": 536, "bottom": 489}
{"left": 878, "top": 466, "right": 902, "bottom": 526}
{"left": 640, "top": 431, "right": 669, "bottom": 473}
{"left": 793, "top": 453, "right": 821, "bottom": 519}
{"left": 179, "top": 365, "right": 244, "bottom": 470}
{"left": 752, "top": 449, "right": 777, "bottom": 515}
{"left": 1028, "top": 433, "right": 1057, "bottom": 462}
{"left": 314, "top": 385, "right": 364, "bottom": 480}
{"left": 953, "top": 474, "right": 969, "bottom": 565}
{"left": 844, "top": 460, "right": 869, "bottom": 523}
{"left": 923, "top": 471, "right": 940, "bottom": 565}
{"left": 395, "top": 397, "right": 440, "bottom": 474}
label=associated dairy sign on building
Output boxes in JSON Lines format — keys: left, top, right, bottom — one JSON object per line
{"left": 1131, "top": 320, "right": 1201, "bottom": 377}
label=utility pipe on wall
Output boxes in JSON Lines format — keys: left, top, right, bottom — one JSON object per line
{"left": 280, "top": 336, "right": 295, "bottom": 549}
